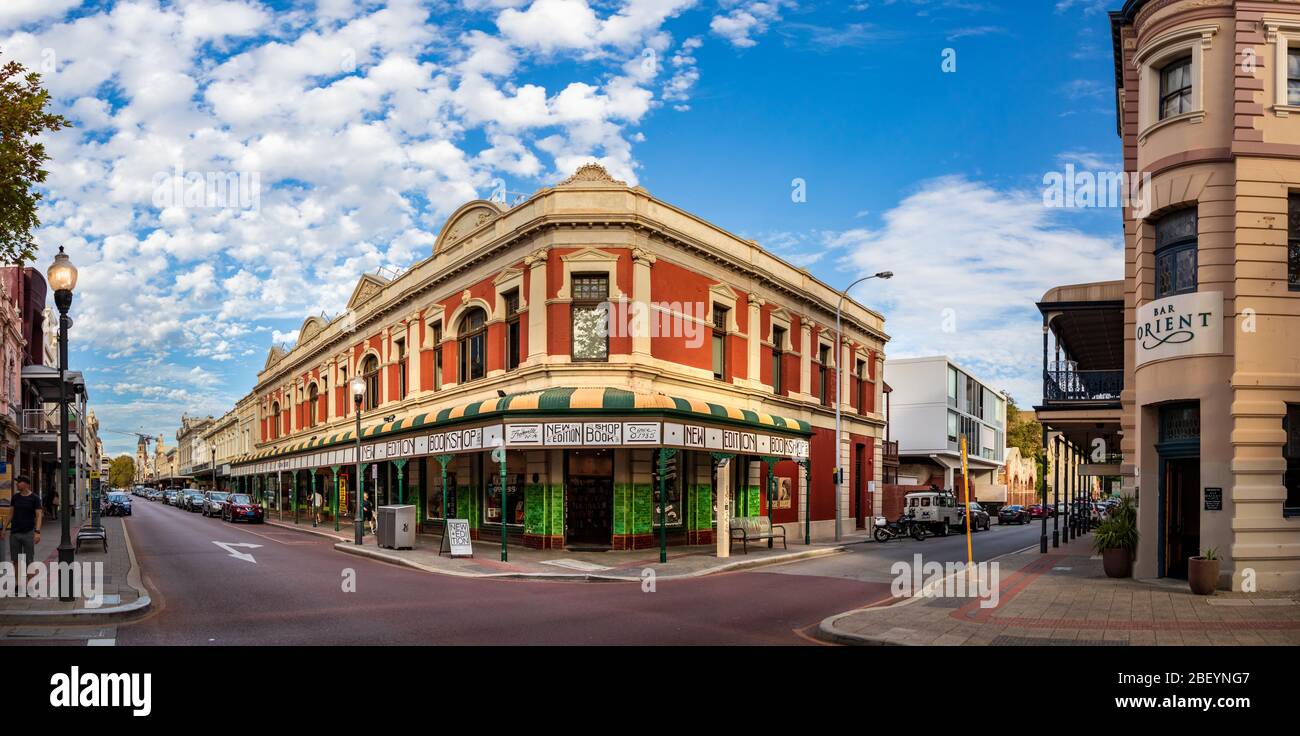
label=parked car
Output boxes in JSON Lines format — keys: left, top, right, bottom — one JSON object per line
{"left": 1027, "top": 504, "right": 1050, "bottom": 519}
{"left": 148, "top": 489, "right": 163, "bottom": 501}
{"left": 202, "top": 491, "right": 229, "bottom": 517}
{"left": 999, "top": 504, "right": 1030, "bottom": 525}
{"left": 958, "top": 501, "right": 991, "bottom": 531}
{"left": 222, "top": 493, "right": 264, "bottom": 523}
{"left": 164, "top": 489, "right": 179, "bottom": 505}
{"left": 183, "top": 490, "right": 205, "bottom": 511}
{"left": 103, "top": 491, "right": 132, "bottom": 516}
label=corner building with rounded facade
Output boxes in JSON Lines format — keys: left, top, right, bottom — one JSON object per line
{"left": 227, "top": 165, "right": 888, "bottom": 550}
{"left": 1111, "top": 0, "right": 1300, "bottom": 589}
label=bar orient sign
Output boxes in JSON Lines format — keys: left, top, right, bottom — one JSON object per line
{"left": 1135, "top": 290, "right": 1223, "bottom": 367}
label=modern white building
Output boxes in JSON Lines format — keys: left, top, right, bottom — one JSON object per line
{"left": 883, "top": 356, "right": 1007, "bottom": 503}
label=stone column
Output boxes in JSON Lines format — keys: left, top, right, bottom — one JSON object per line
{"left": 747, "top": 294, "right": 764, "bottom": 386}
{"left": 631, "top": 247, "right": 655, "bottom": 359}
{"left": 799, "top": 318, "right": 813, "bottom": 398}
{"left": 406, "top": 313, "right": 421, "bottom": 396}
{"left": 525, "top": 248, "right": 548, "bottom": 363}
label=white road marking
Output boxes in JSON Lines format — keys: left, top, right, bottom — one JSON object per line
{"left": 213, "top": 541, "right": 263, "bottom": 563}
{"left": 87, "top": 638, "right": 116, "bottom": 646}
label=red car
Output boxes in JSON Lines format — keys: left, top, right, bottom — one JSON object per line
{"left": 1027, "top": 504, "right": 1052, "bottom": 519}
{"left": 222, "top": 493, "right": 264, "bottom": 523}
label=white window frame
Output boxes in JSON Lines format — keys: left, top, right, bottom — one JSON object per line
{"left": 1265, "top": 20, "right": 1300, "bottom": 116}
{"left": 1134, "top": 23, "right": 1217, "bottom": 142}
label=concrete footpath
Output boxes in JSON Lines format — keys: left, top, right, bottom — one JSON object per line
{"left": 818, "top": 541, "right": 1300, "bottom": 646}
{"left": 0, "top": 514, "right": 151, "bottom": 625}
{"left": 260, "top": 517, "right": 859, "bottom": 580}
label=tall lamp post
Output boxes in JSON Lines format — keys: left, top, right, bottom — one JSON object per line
{"left": 350, "top": 376, "right": 366, "bottom": 545}
{"left": 48, "top": 247, "right": 78, "bottom": 600}
{"left": 833, "top": 271, "right": 892, "bottom": 541}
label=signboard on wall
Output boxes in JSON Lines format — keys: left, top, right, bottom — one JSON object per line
{"left": 1135, "top": 291, "right": 1223, "bottom": 367}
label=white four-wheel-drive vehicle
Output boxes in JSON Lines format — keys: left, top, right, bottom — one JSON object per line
{"left": 904, "top": 489, "right": 963, "bottom": 537}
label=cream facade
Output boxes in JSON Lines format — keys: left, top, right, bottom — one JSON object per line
{"left": 1109, "top": 0, "right": 1300, "bottom": 590}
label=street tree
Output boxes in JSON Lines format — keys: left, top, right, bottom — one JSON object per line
{"left": 0, "top": 52, "right": 71, "bottom": 263}
{"left": 109, "top": 455, "right": 136, "bottom": 488}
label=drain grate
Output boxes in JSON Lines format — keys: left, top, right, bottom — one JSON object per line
{"left": 990, "top": 635, "right": 1127, "bottom": 646}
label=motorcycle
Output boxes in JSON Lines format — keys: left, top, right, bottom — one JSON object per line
{"left": 874, "top": 513, "right": 926, "bottom": 543}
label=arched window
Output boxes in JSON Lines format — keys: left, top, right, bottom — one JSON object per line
{"left": 1154, "top": 208, "right": 1197, "bottom": 299}
{"left": 458, "top": 307, "right": 487, "bottom": 383}
{"left": 360, "top": 355, "right": 380, "bottom": 411}
{"left": 270, "top": 402, "right": 280, "bottom": 440}
{"left": 307, "top": 383, "right": 319, "bottom": 427}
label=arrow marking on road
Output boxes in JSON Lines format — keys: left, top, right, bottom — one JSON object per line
{"left": 213, "top": 541, "right": 263, "bottom": 563}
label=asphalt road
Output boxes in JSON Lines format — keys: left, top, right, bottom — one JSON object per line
{"left": 766, "top": 517, "right": 1049, "bottom": 583}
{"left": 111, "top": 499, "right": 898, "bottom": 645}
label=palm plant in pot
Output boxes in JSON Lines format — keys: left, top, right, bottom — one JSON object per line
{"left": 1188, "top": 547, "right": 1220, "bottom": 596}
{"left": 1092, "top": 497, "right": 1137, "bottom": 578}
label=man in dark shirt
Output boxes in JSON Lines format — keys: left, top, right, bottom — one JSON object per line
{"left": 7, "top": 475, "right": 42, "bottom": 566}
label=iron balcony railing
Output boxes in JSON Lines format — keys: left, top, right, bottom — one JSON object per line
{"left": 22, "top": 405, "right": 84, "bottom": 435}
{"left": 882, "top": 440, "right": 899, "bottom": 465}
{"left": 1043, "top": 369, "right": 1124, "bottom": 403}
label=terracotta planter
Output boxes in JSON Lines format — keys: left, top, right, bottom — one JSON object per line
{"left": 1188, "top": 556, "right": 1220, "bottom": 595}
{"left": 1101, "top": 548, "right": 1132, "bottom": 578}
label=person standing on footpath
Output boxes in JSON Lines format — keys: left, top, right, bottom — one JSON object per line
{"left": 6, "top": 475, "right": 43, "bottom": 570}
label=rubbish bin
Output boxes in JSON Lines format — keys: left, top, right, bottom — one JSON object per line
{"left": 378, "top": 504, "right": 416, "bottom": 550}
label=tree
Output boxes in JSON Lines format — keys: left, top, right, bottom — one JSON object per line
{"left": 1005, "top": 394, "right": 1042, "bottom": 464}
{"left": 109, "top": 455, "right": 136, "bottom": 488}
{"left": 0, "top": 53, "right": 71, "bottom": 263}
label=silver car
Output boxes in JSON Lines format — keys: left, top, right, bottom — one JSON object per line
{"left": 203, "top": 491, "right": 229, "bottom": 517}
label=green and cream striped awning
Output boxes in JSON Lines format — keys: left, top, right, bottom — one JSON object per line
{"left": 233, "top": 386, "right": 811, "bottom": 464}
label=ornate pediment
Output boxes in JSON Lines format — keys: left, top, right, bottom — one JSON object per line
{"left": 434, "top": 200, "right": 504, "bottom": 254}
{"left": 557, "top": 162, "right": 627, "bottom": 187}
{"left": 263, "top": 345, "right": 286, "bottom": 371}
{"left": 298, "top": 315, "right": 326, "bottom": 345}
{"left": 346, "top": 273, "right": 390, "bottom": 312}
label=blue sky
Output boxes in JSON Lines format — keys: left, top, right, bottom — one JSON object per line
{"left": 1, "top": 0, "right": 1126, "bottom": 456}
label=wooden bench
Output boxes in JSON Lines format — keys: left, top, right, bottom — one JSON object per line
{"left": 728, "top": 516, "right": 786, "bottom": 554}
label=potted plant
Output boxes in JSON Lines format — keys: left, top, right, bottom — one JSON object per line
{"left": 1188, "top": 547, "right": 1221, "bottom": 595}
{"left": 1092, "top": 497, "right": 1137, "bottom": 578}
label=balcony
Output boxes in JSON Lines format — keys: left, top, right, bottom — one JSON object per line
{"left": 1042, "top": 369, "right": 1124, "bottom": 405}
{"left": 882, "top": 440, "right": 899, "bottom": 466}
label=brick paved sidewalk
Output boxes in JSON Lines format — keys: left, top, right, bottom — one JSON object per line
{"left": 820, "top": 545, "right": 1300, "bottom": 646}
{"left": 0, "top": 515, "right": 150, "bottom": 622}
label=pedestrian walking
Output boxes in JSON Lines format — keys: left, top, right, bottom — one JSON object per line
{"left": 8, "top": 475, "right": 42, "bottom": 571}
{"left": 313, "top": 489, "right": 324, "bottom": 524}
{"left": 363, "top": 492, "right": 375, "bottom": 535}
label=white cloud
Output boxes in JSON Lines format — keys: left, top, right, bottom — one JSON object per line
{"left": 710, "top": 0, "right": 793, "bottom": 48}
{"left": 834, "top": 176, "right": 1122, "bottom": 405}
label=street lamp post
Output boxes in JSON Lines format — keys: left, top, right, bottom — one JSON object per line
{"left": 351, "top": 376, "right": 366, "bottom": 545}
{"left": 834, "top": 271, "right": 892, "bottom": 542}
{"left": 48, "top": 247, "right": 78, "bottom": 601}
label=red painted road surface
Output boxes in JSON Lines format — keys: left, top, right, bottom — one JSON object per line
{"left": 116, "top": 501, "right": 892, "bottom": 645}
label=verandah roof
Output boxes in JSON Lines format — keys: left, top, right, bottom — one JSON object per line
{"left": 233, "top": 386, "right": 812, "bottom": 464}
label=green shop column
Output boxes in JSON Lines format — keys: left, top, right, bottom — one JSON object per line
{"left": 394, "top": 458, "right": 407, "bottom": 505}
{"left": 330, "top": 465, "right": 341, "bottom": 532}
{"left": 292, "top": 469, "right": 300, "bottom": 524}
{"left": 658, "top": 449, "right": 676, "bottom": 563}
{"left": 762, "top": 456, "right": 779, "bottom": 549}
{"left": 310, "top": 469, "right": 318, "bottom": 528}
{"left": 799, "top": 458, "right": 811, "bottom": 545}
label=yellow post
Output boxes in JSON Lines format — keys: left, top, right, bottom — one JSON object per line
{"left": 961, "top": 436, "right": 973, "bottom": 567}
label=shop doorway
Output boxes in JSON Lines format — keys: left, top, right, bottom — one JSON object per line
{"left": 1161, "top": 458, "right": 1200, "bottom": 579}
{"left": 1157, "top": 402, "right": 1201, "bottom": 579}
{"left": 853, "top": 444, "right": 867, "bottom": 529}
{"left": 566, "top": 449, "right": 613, "bottom": 549}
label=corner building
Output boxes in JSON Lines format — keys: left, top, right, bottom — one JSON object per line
{"left": 1110, "top": 0, "right": 1300, "bottom": 589}
{"left": 228, "top": 165, "right": 888, "bottom": 550}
